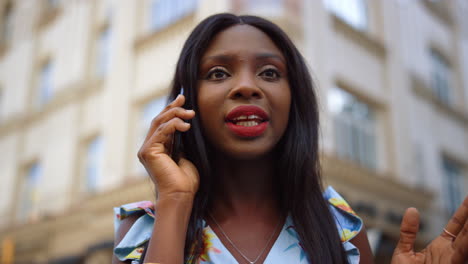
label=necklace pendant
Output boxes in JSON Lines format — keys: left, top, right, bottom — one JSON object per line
{"left": 209, "top": 212, "right": 282, "bottom": 264}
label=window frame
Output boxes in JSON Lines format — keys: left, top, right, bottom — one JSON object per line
{"left": 95, "top": 24, "right": 112, "bottom": 78}
{"left": 442, "top": 157, "right": 464, "bottom": 216}
{"left": 0, "top": 86, "right": 3, "bottom": 122}
{"left": 429, "top": 48, "right": 452, "bottom": 105}
{"left": 324, "top": 0, "right": 368, "bottom": 31}
{"left": 244, "top": 0, "right": 284, "bottom": 16}
{"left": 16, "top": 162, "right": 43, "bottom": 222}
{"left": 83, "top": 135, "right": 104, "bottom": 193}
{"left": 149, "top": 0, "right": 198, "bottom": 32}
{"left": 1, "top": 1, "right": 13, "bottom": 45}
{"left": 328, "top": 86, "right": 378, "bottom": 170}
{"left": 46, "top": 0, "right": 60, "bottom": 9}
{"left": 37, "top": 59, "right": 54, "bottom": 107}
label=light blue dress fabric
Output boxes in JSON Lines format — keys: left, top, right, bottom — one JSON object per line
{"left": 114, "top": 186, "right": 362, "bottom": 263}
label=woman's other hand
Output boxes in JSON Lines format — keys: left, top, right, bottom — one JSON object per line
{"left": 391, "top": 196, "right": 468, "bottom": 263}
{"left": 138, "top": 94, "right": 199, "bottom": 198}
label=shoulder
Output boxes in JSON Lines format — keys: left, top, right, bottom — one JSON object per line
{"left": 114, "top": 211, "right": 144, "bottom": 246}
{"left": 323, "top": 186, "right": 368, "bottom": 264}
{"left": 113, "top": 213, "right": 143, "bottom": 264}
{"left": 113, "top": 201, "right": 155, "bottom": 263}
{"left": 323, "top": 186, "right": 362, "bottom": 242}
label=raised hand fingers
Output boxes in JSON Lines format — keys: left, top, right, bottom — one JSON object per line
{"left": 452, "top": 217, "right": 468, "bottom": 263}
{"left": 446, "top": 195, "right": 468, "bottom": 263}
{"left": 394, "top": 207, "right": 420, "bottom": 254}
{"left": 143, "top": 117, "right": 191, "bottom": 155}
{"left": 442, "top": 196, "right": 468, "bottom": 242}
{"left": 137, "top": 94, "right": 200, "bottom": 197}
{"left": 144, "top": 95, "right": 195, "bottom": 142}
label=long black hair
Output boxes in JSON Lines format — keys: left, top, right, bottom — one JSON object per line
{"left": 165, "top": 13, "right": 348, "bottom": 263}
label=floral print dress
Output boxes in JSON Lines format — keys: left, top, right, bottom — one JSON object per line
{"left": 114, "top": 186, "right": 362, "bottom": 264}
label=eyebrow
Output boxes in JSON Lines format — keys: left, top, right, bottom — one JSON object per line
{"left": 201, "top": 52, "right": 285, "bottom": 64}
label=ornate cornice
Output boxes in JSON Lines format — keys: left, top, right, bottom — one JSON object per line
{"left": 322, "top": 154, "right": 433, "bottom": 209}
{"left": 322, "top": 154, "right": 434, "bottom": 242}
{"left": 0, "top": 178, "right": 154, "bottom": 260}
{"left": 0, "top": 78, "right": 103, "bottom": 138}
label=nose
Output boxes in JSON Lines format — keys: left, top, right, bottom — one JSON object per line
{"left": 229, "top": 73, "right": 263, "bottom": 99}
{"left": 228, "top": 71, "right": 262, "bottom": 100}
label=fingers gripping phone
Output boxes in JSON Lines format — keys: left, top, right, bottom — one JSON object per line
{"left": 171, "top": 87, "right": 184, "bottom": 163}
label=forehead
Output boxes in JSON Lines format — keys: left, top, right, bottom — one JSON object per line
{"left": 201, "top": 24, "right": 285, "bottom": 62}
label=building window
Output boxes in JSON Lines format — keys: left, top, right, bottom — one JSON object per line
{"left": 442, "top": 158, "right": 463, "bottom": 215}
{"left": 47, "top": 0, "right": 59, "bottom": 9}
{"left": 38, "top": 60, "right": 53, "bottom": 107}
{"left": 244, "top": 0, "right": 284, "bottom": 16}
{"left": 85, "top": 136, "right": 104, "bottom": 192}
{"left": 324, "top": 0, "right": 367, "bottom": 30}
{"left": 136, "top": 96, "right": 167, "bottom": 174}
{"left": 149, "top": 0, "right": 198, "bottom": 31}
{"left": 413, "top": 143, "right": 426, "bottom": 188}
{"left": 328, "top": 87, "right": 377, "bottom": 169}
{"left": 430, "top": 49, "right": 452, "bottom": 105}
{"left": 0, "top": 87, "right": 3, "bottom": 121}
{"left": 1, "top": 2, "right": 13, "bottom": 45}
{"left": 96, "top": 26, "right": 112, "bottom": 77}
{"left": 17, "top": 162, "right": 42, "bottom": 222}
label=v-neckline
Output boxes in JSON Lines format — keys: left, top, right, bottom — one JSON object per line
{"left": 204, "top": 215, "right": 288, "bottom": 264}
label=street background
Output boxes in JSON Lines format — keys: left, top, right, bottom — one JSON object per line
{"left": 0, "top": 0, "right": 467, "bottom": 263}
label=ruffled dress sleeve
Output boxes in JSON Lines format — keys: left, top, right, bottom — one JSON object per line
{"left": 113, "top": 201, "right": 156, "bottom": 262}
{"left": 323, "top": 186, "right": 363, "bottom": 264}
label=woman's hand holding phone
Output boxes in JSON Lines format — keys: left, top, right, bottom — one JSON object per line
{"left": 137, "top": 94, "right": 199, "bottom": 263}
{"left": 138, "top": 94, "right": 199, "bottom": 199}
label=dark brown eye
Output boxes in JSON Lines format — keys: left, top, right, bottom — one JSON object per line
{"left": 206, "top": 67, "right": 230, "bottom": 80}
{"left": 260, "top": 68, "right": 280, "bottom": 80}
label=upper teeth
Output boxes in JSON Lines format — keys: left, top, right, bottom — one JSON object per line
{"left": 233, "top": 115, "right": 260, "bottom": 121}
{"left": 237, "top": 121, "right": 259, "bottom": 127}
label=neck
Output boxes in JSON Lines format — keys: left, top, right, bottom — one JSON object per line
{"left": 209, "top": 151, "right": 280, "bottom": 220}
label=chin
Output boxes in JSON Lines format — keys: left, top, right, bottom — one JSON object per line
{"left": 221, "top": 142, "right": 276, "bottom": 160}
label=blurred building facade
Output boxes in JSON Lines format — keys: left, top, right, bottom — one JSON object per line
{"left": 0, "top": 0, "right": 466, "bottom": 263}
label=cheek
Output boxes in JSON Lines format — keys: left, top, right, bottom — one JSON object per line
{"left": 275, "top": 87, "right": 292, "bottom": 129}
{"left": 283, "top": 90, "right": 291, "bottom": 114}
{"left": 197, "top": 84, "right": 222, "bottom": 108}
{"left": 197, "top": 88, "right": 223, "bottom": 133}
{"left": 197, "top": 87, "right": 211, "bottom": 117}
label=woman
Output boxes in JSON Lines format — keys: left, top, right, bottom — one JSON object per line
{"left": 113, "top": 13, "right": 468, "bottom": 264}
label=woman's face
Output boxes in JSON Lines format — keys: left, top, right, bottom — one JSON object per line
{"left": 197, "top": 24, "right": 291, "bottom": 160}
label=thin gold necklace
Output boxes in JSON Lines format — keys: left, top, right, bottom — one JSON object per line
{"left": 208, "top": 212, "right": 282, "bottom": 264}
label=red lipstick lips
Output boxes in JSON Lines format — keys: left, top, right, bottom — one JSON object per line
{"left": 225, "top": 105, "right": 269, "bottom": 138}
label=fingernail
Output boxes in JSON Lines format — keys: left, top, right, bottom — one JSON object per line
{"left": 186, "top": 109, "right": 195, "bottom": 114}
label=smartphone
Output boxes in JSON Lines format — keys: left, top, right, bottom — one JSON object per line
{"left": 171, "top": 87, "right": 184, "bottom": 162}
